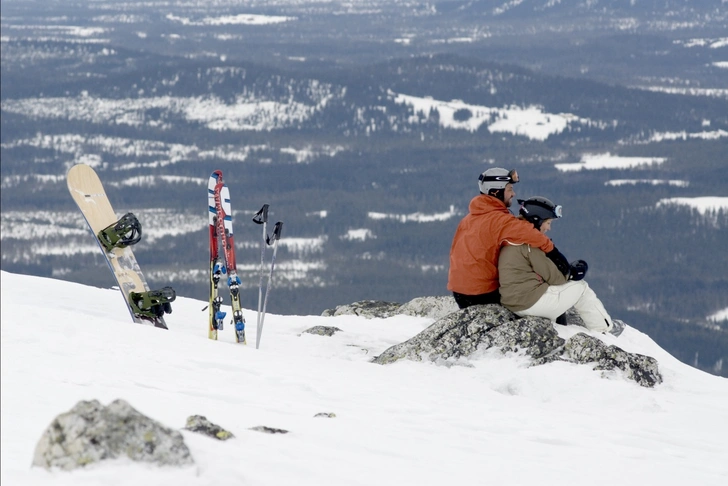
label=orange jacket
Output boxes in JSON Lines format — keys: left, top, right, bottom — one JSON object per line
{"left": 447, "top": 195, "right": 555, "bottom": 296}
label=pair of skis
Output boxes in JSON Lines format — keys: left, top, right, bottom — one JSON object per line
{"left": 208, "top": 170, "right": 245, "bottom": 343}
{"left": 207, "top": 170, "right": 282, "bottom": 347}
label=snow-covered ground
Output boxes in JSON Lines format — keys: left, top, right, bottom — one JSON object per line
{"left": 1, "top": 271, "right": 727, "bottom": 485}
{"left": 392, "top": 92, "right": 593, "bottom": 141}
{"left": 555, "top": 152, "right": 666, "bottom": 172}
{"left": 656, "top": 197, "right": 728, "bottom": 215}
{"left": 708, "top": 308, "right": 728, "bottom": 322}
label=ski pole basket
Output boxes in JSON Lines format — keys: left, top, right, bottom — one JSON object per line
{"left": 130, "top": 286, "right": 176, "bottom": 319}
{"left": 98, "top": 212, "right": 142, "bottom": 252}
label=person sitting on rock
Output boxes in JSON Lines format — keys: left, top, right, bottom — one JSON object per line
{"left": 497, "top": 196, "right": 614, "bottom": 333}
{"left": 447, "top": 167, "right": 571, "bottom": 309}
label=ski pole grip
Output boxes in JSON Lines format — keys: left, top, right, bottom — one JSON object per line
{"left": 267, "top": 222, "right": 283, "bottom": 245}
{"left": 253, "top": 204, "right": 269, "bottom": 224}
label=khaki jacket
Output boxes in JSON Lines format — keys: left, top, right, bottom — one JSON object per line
{"left": 447, "top": 195, "right": 555, "bottom": 296}
{"left": 498, "top": 242, "right": 568, "bottom": 312}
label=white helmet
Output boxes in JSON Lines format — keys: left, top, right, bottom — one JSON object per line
{"left": 478, "top": 167, "right": 519, "bottom": 194}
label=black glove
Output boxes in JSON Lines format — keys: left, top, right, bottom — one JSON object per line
{"left": 546, "top": 247, "right": 570, "bottom": 276}
{"left": 569, "top": 260, "right": 588, "bottom": 281}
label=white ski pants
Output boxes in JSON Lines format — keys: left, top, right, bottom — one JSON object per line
{"left": 516, "top": 280, "right": 613, "bottom": 332}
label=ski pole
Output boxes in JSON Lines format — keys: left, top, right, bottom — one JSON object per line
{"left": 256, "top": 221, "right": 282, "bottom": 349}
{"left": 252, "top": 204, "right": 269, "bottom": 342}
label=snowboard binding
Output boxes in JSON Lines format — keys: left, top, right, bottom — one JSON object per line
{"left": 98, "top": 213, "right": 142, "bottom": 252}
{"left": 130, "top": 286, "right": 176, "bottom": 319}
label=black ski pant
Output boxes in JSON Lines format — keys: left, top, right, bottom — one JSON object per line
{"left": 452, "top": 290, "right": 500, "bottom": 309}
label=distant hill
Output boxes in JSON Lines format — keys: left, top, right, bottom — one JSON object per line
{"left": 1, "top": 0, "right": 726, "bottom": 376}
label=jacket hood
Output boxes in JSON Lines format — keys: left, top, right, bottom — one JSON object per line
{"left": 468, "top": 194, "right": 509, "bottom": 216}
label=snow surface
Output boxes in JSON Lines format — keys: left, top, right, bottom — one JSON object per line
{"left": 656, "top": 197, "right": 728, "bottom": 215}
{"left": 166, "top": 13, "right": 295, "bottom": 26}
{"left": 1, "top": 92, "right": 339, "bottom": 132}
{"left": 678, "top": 37, "right": 728, "bottom": 48}
{"left": 2, "top": 270, "right": 727, "bottom": 486}
{"left": 636, "top": 86, "right": 728, "bottom": 99}
{"left": 368, "top": 205, "right": 459, "bottom": 223}
{"left": 391, "top": 93, "right": 592, "bottom": 141}
{"left": 708, "top": 308, "right": 728, "bottom": 322}
{"left": 340, "top": 229, "right": 376, "bottom": 241}
{"left": 646, "top": 129, "right": 728, "bottom": 142}
{"left": 555, "top": 153, "right": 665, "bottom": 172}
{"left": 605, "top": 179, "right": 689, "bottom": 187}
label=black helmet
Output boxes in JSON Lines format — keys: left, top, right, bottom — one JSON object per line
{"left": 518, "top": 196, "right": 562, "bottom": 229}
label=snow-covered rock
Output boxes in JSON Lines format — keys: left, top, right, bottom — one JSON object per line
{"left": 322, "top": 300, "right": 403, "bottom": 318}
{"left": 322, "top": 295, "right": 458, "bottom": 320}
{"left": 184, "top": 415, "right": 234, "bottom": 441}
{"left": 396, "top": 295, "right": 459, "bottom": 319}
{"left": 563, "top": 333, "right": 661, "bottom": 388}
{"left": 301, "top": 325, "right": 342, "bottom": 336}
{"left": 373, "top": 304, "right": 662, "bottom": 387}
{"left": 32, "top": 399, "right": 193, "bottom": 470}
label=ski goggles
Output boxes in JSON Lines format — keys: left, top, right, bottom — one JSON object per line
{"left": 478, "top": 169, "right": 519, "bottom": 184}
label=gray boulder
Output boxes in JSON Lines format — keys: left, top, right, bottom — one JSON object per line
{"left": 32, "top": 399, "right": 193, "bottom": 471}
{"left": 184, "top": 415, "right": 234, "bottom": 441}
{"left": 314, "top": 412, "right": 337, "bottom": 418}
{"left": 249, "top": 426, "right": 289, "bottom": 434}
{"left": 397, "top": 296, "right": 460, "bottom": 320}
{"left": 564, "top": 333, "right": 662, "bottom": 388}
{"left": 322, "top": 300, "right": 403, "bottom": 318}
{"left": 373, "top": 305, "right": 562, "bottom": 365}
{"left": 373, "top": 304, "right": 662, "bottom": 387}
{"left": 302, "top": 325, "right": 342, "bottom": 336}
{"left": 322, "top": 296, "right": 458, "bottom": 320}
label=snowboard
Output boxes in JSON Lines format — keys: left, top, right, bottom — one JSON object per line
{"left": 67, "top": 163, "right": 169, "bottom": 329}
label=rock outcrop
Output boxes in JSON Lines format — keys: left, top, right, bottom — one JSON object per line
{"left": 396, "top": 296, "right": 460, "bottom": 319}
{"left": 372, "top": 304, "right": 662, "bottom": 388}
{"left": 314, "top": 412, "right": 337, "bottom": 418}
{"left": 373, "top": 305, "right": 562, "bottom": 364}
{"left": 322, "top": 296, "right": 458, "bottom": 320}
{"left": 32, "top": 399, "right": 193, "bottom": 470}
{"left": 249, "top": 426, "right": 289, "bottom": 434}
{"left": 563, "top": 332, "right": 662, "bottom": 387}
{"left": 302, "top": 325, "right": 342, "bottom": 336}
{"left": 322, "top": 300, "right": 403, "bottom": 318}
{"left": 184, "top": 415, "right": 234, "bottom": 441}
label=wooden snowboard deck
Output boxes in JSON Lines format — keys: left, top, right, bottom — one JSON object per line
{"left": 67, "top": 164, "right": 157, "bottom": 326}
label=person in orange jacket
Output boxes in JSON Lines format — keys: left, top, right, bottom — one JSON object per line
{"left": 447, "top": 167, "right": 569, "bottom": 309}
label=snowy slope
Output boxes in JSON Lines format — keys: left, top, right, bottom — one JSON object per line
{"left": 1, "top": 271, "right": 727, "bottom": 486}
